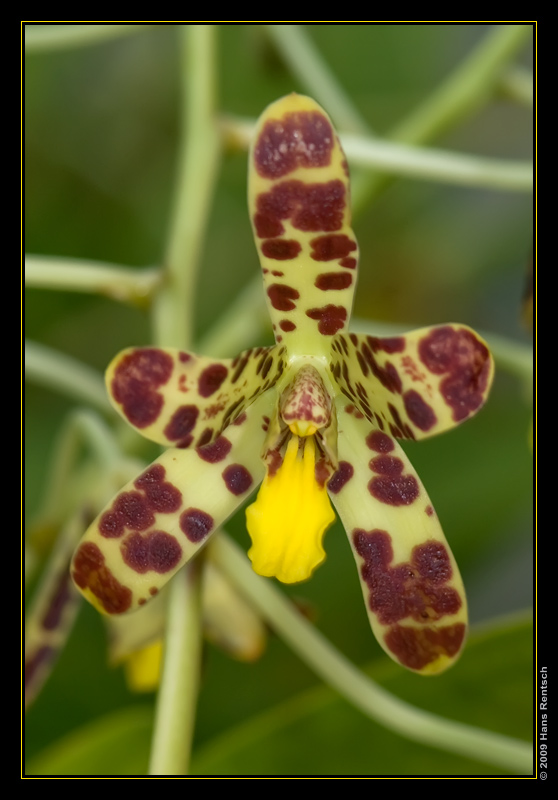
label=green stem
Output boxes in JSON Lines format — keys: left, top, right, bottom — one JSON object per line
{"left": 35, "top": 409, "right": 121, "bottom": 525}
{"left": 391, "top": 25, "right": 532, "bottom": 145}
{"left": 153, "top": 24, "right": 220, "bottom": 349}
{"left": 263, "top": 24, "right": 371, "bottom": 135}
{"left": 148, "top": 563, "right": 203, "bottom": 776}
{"left": 24, "top": 23, "right": 157, "bottom": 53}
{"left": 25, "top": 340, "right": 110, "bottom": 414}
{"left": 25, "top": 255, "right": 161, "bottom": 307}
{"left": 212, "top": 533, "right": 532, "bottom": 774}
{"left": 148, "top": 23, "right": 220, "bottom": 776}
{"left": 221, "top": 117, "right": 531, "bottom": 192}
{"left": 352, "top": 23, "right": 533, "bottom": 213}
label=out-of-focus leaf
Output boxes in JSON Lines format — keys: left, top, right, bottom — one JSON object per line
{"left": 190, "top": 613, "right": 532, "bottom": 776}
{"left": 25, "top": 706, "right": 153, "bottom": 776}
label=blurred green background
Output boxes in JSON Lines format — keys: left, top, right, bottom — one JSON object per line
{"left": 24, "top": 24, "right": 533, "bottom": 776}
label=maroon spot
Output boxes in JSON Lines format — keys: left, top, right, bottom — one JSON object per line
{"left": 222, "top": 464, "right": 253, "bottom": 495}
{"left": 254, "top": 111, "right": 334, "bottom": 178}
{"left": 134, "top": 465, "right": 182, "bottom": 513}
{"left": 198, "top": 364, "right": 228, "bottom": 398}
{"left": 306, "top": 305, "right": 347, "bottom": 335}
{"left": 178, "top": 352, "right": 191, "bottom": 363}
{"left": 99, "top": 491, "right": 154, "bottom": 538}
{"left": 72, "top": 542, "right": 132, "bottom": 614}
{"left": 384, "top": 623, "right": 466, "bottom": 671}
{"left": 310, "top": 234, "right": 357, "bottom": 262}
{"left": 369, "top": 455, "right": 404, "bottom": 475}
{"left": 356, "top": 351, "right": 368, "bottom": 376}
{"left": 197, "top": 427, "right": 213, "bottom": 447}
{"left": 256, "top": 180, "right": 346, "bottom": 234}
{"left": 369, "top": 473, "right": 419, "bottom": 506}
{"left": 180, "top": 508, "right": 214, "bottom": 543}
{"left": 368, "top": 336, "right": 406, "bottom": 354}
{"left": 233, "top": 412, "right": 247, "bottom": 426}
{"left": 231, "top": 354, "right": 249, "bottom": 383}
{"left": 271, "top": 270, "right": 284, "bottom": 276}
{"left": 339, "top": 257, "right": 357, "bottom": 270}
{"left": 441, "top": 370, "right": 491, "bottom": 422}
{"left": 267, "top": 283, "right": 300, "bottom": 311}
{"left": 361, "top": 343, "right": 402, "bottom": 394}
{"left": 315, "top": 272, "right": 353, "bottom": 291}
{"left": 314, "top": 458, "right": 331, "bottom": 489}
{"left": 111, "top": 348, "right": 173, "bottom": 429}
{"left": 425, "top": 505, "right": 434, "bottom": 516}
{"left": 135, "top": 464, "right": 166, "bottom": 488}
{"left": 197, "top": 435, "right": 232, "bottom": 463}
{"left": 418, "top": 326, "right": 491, "bottom": 421}
{"left": 41, "top": 572, "right": 73, "bottom": 631}
{"left": 164, "top": 405, "right": 199, "bottom": 443}
{"left": 122, "top": 531, "right": 182, "bottom": 574}
{"left": 366, "top": 430, "right": 394, "bottom": 453}
{"left": 279, "top": 319, "right": 296, "bottom": 332}
{"left": 404, "top": 389, "right": 437, "bottom": 432}
{"left": 328, "top": 461, "right": 354, "bottom": 494}
{"left": 254, "top": 212, "right": 284, "bottom": 239}
{"left": 387, "top": 402, "right": 415, "bottom": 439}
{"left": 352, "top": 529, "right": 461, "bottom": 626}
{"left": 261, "top": 239, "right": 302, "bottom": 260}
{"left": 222, "top": 397, "right": 245, "bottom": 427}
{"left": 419, "top": 326, "right": 459, "bottom": 374}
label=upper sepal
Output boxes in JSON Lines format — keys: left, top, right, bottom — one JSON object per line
{"left": 249, "top": 94, "right": 359, "bottom": 357}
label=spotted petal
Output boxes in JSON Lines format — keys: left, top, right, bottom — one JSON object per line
{"left": 328, "top": 398, "right": 468, "bottom": 674}
{"left": 249, "top": 94, "right": 359, "bottom": 358}
{"left": 106, "top": 344, "right": 285, "bottom": 449}
{"left": 330, "top": 325, "right": 494, "bottom": 440}
{"left": 71, "top": 392, "right": 275, "bottom": 614}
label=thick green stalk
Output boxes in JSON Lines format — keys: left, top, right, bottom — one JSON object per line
{"left": 153, "top": 24, "right": 220, "bottom": 349}
{"left": 148, "top": 24, "right": 220, "bottom": 777}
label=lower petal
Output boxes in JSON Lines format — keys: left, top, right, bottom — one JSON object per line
{"left": 329, "top": 398, "right": 468, "bottom": 675}
{"left": 71, "top": 392, "right": 275, "bottom": 614}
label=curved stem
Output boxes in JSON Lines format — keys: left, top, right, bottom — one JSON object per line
{"left": 25, "top": 340, "right": 110, "bottom": 414}
{"left": 352, "top": 24, "right": 533, "bottom": 213}
{"left": 212, "top": 533, "right": 532, "bottom": 774}
{"left": 25, "top": 256, "right": 161, "bottom": 306}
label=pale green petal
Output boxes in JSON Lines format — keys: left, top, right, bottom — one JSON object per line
{"left": 329, "top": 325, "right": 494, "bottom": 440}
{"left": 328, "top": 397, "right": 467, "bottom": 674}
{"left": 71, "top": 392, "right": 275, "bottom": 615}
{"left": 106, "top": 344, "right": 285, "bottom": 448}
{"left": 248, "top": 94, "right": 359, "bottom": 359}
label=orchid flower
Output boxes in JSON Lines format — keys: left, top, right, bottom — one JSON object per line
{"left": 71, "top": 94, "right": 494, "bottom": 675}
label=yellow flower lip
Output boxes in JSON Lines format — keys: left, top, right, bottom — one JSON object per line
{"left": 246, "top": 435, "right": 335, "bottom": 584}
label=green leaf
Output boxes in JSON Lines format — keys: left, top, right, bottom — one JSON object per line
{"left": 25, "top": 706, "right": 153, "bottom": 776}
{"left": 190, "top": 612, "right": 532, "bottom": 776}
